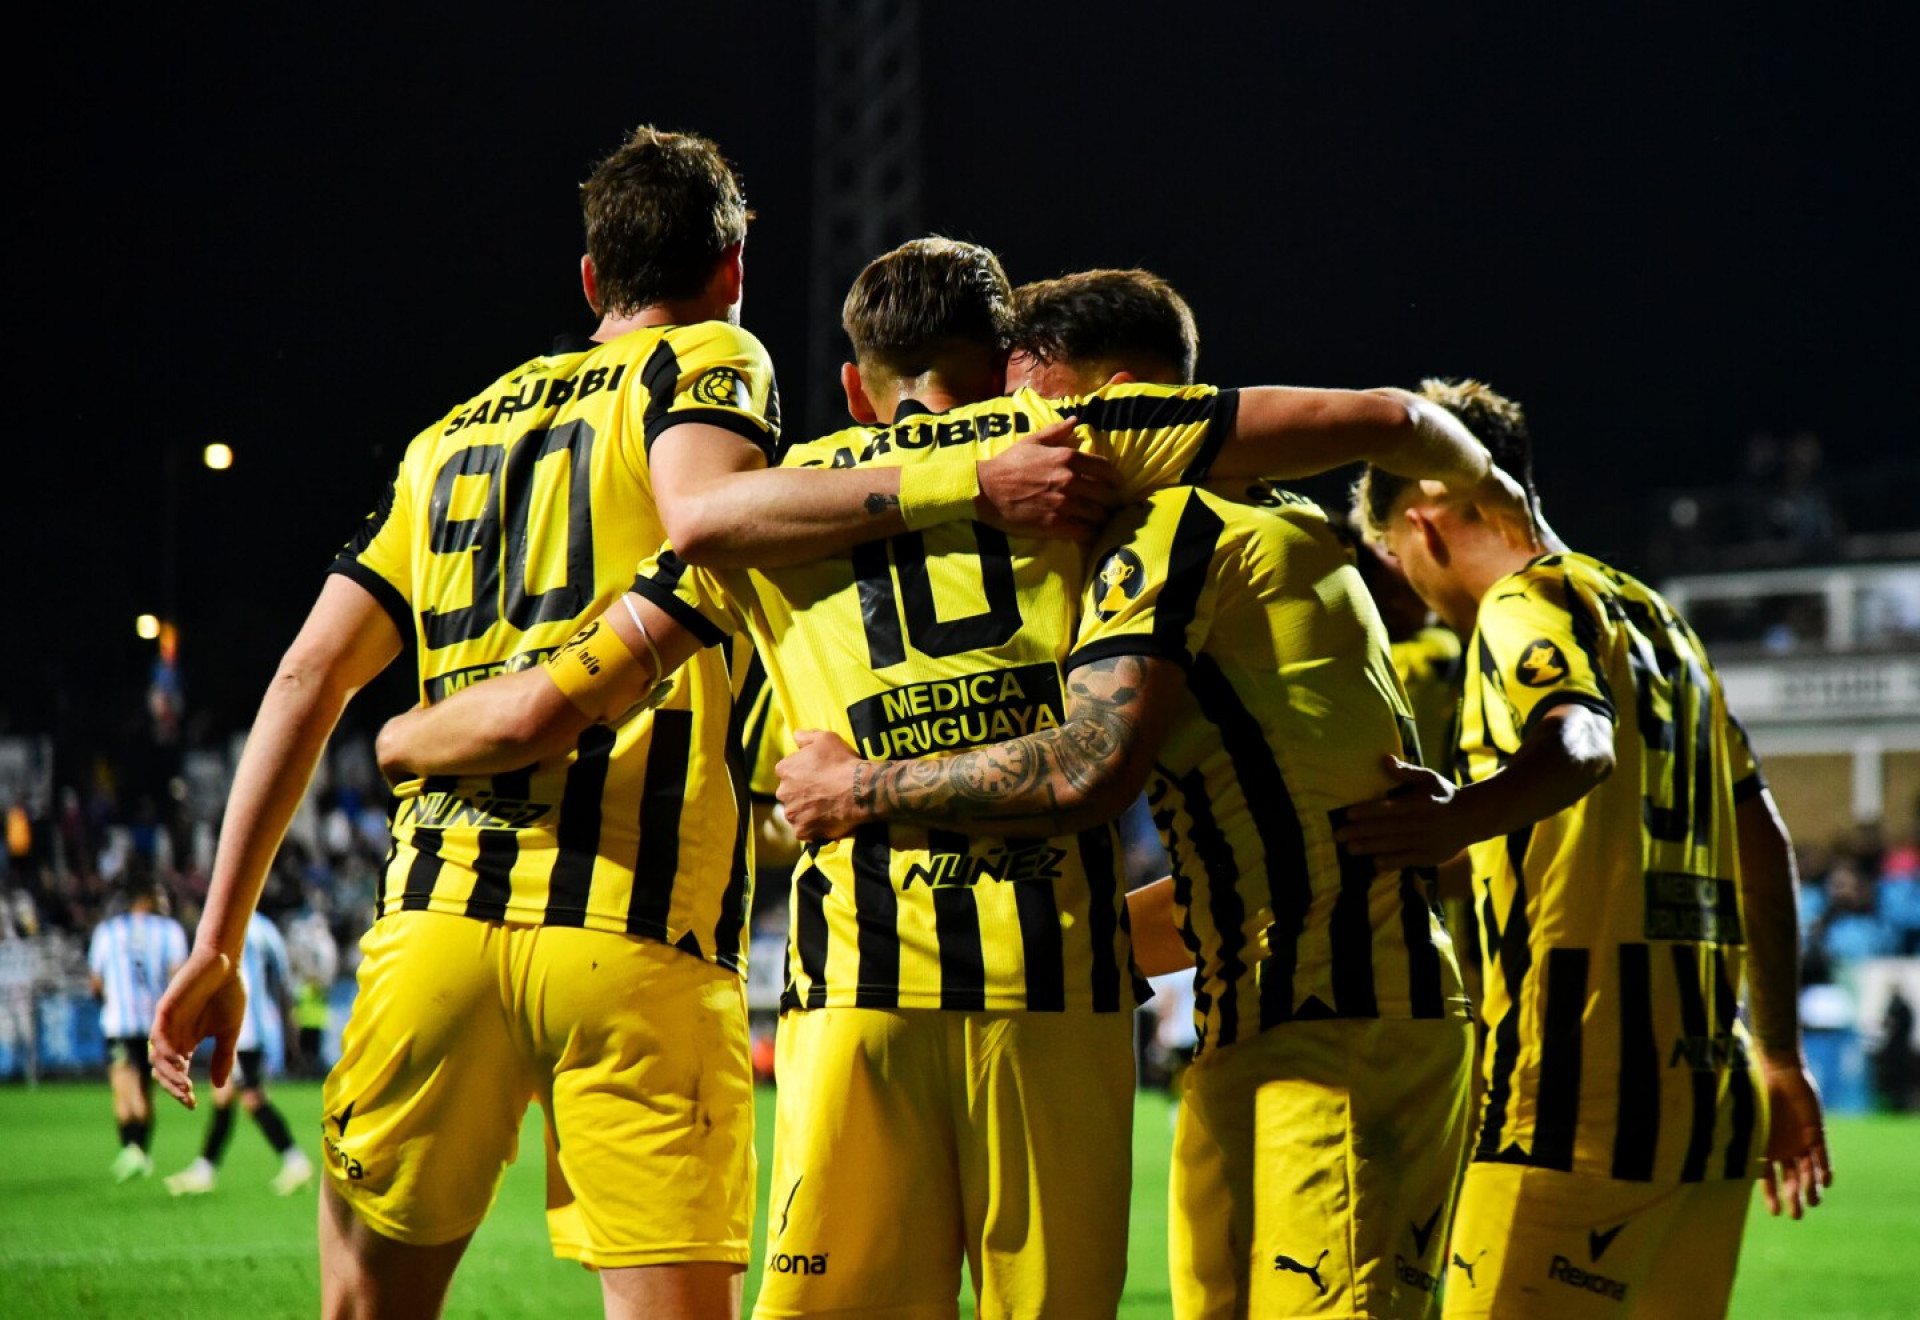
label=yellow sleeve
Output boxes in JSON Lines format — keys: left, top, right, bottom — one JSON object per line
{"left": 1054, "top": 383, "right": 1240, "bottom": 503}
{"left": 627, "top": 545, "right": 748, "bottom": 649}
{"left": 636, "top": 322, "right": 783, "bottom": 460}
{"left": 1472, "top": 570, "right": 1616, "bottom": 740}
{"left": 1066, "top": 489, "right": 1226, "bottom": 673}
{"left": 327, "top": 459, "right": 414, "bottom": 638}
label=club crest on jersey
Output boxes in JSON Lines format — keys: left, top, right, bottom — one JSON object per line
{"left": 691, "top": 366, "right": 748, "bottom": 409}
{"left": 1515, "top": 639, "right": 1569, "bottom": 688}
{"left": 1092, "top": 547, "right": 1146, "bottom": 620}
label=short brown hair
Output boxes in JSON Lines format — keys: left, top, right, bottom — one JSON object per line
{"left": 580, "top": 126, "right": 751, "bottom": 316}
{"left": 841, "top": 237, "right": 1015, "bottom": 372}
{"left": 1357, "top": 378, "right": 1535, "bottom": 536}
{"left": 1013, "top": 269, "right": 1199, "bottom": 384}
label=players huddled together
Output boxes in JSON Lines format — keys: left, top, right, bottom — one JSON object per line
{"left": 146, "top": 126, "right": 1832, "bottom": 1320}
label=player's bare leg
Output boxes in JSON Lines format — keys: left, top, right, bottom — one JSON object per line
{"left": 109, "top": 1058, "right": 150, "bottom": 1128}
{"left": 319, "top": 1178, "right": 472, "bottom": 1320}
{"left": 107, "top": 1056, "right": 155, "bottom": 1180}
{"left": 599, "top": 1262, "right": 744, "bottom": 1320}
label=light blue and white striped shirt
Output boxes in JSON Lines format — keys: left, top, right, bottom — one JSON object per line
{"left": 88, "top": 911, "right": 188, "bottom": 1040}
{"left": 237, "top": 912, "right": 289, "bottom": 1061}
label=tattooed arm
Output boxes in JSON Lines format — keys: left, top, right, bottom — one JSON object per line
{"left": 775, "top": 653, "right": 1185, "bottom": 841}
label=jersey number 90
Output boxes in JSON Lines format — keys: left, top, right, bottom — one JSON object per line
{"left": 421, "top": 422, "right": 597, "bottom": 648}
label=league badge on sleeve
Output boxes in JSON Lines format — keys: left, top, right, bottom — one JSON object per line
{"left": 691, "top": 366, "right": 749, "bottom": 409}
{"left": 1516, "top": 639, "right": 1570, "bottom": 688}
{"left": 1092, "top": 547, "right": 1146, "bottom": 620}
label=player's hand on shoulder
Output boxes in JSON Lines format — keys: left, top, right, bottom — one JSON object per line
{"left": 776, "top": 730, "right": 868, "bottom": 842}
{"left": 1759, "top": 1059, "right": 1833, "bottom": 1220}
{"left": 149, "top": 945, "right": 248, "bottom": 1110}
{"left": 1333, "top": 756, "right": 1475, "bottom": 871}
{"left": 975, "top": 416, "right": 1118, "bottom": 543}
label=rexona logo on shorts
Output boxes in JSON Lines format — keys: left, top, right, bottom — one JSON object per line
{"left": 766, "top": 1252, "right": 828, "bottom": 1276}
{"left": 1548, "top": 1255, "right": 1628, "bottom": 1302}
{"left": 847, "top": 662, "right": 1064, "bottom": 761}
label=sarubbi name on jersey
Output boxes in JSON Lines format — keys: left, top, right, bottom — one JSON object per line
{"left": 824, "top": 410, "right": 1033, "bottom": 467}
{"left": 848, "top": 663, "right": 1065, "bottom": 761}
{"left": 441, "top": 364, "right": 628, "bottom": 435}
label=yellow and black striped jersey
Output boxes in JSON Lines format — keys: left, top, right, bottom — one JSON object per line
{"left": 735, "top": 653, "right": 793, "bottom": 803}
{"left": 1067, "top": 484, "right": 1469, "bottom": 1056}
{"left": 633, "top": 383, "right": 1242, "bottom": 1012}
{"left": 1393, "top": 625, "right": 1465, "bottom": 773}
{"left": 1458, "top": 551, "right": 1767, "bottom": 1182}
{"left": 331, "top": 321, "right": 779, "bottom": 968}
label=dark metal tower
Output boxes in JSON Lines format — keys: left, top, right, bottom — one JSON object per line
{"left": 807, "top": 0, "right": 925, "bottom": 439}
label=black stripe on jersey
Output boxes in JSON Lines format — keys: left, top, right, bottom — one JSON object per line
{"left": 1151, "top": 495, "right": 1226, "bottom": 666}
{"left": 713, "top": 673, "right": 757, "bottom": 974}
{"left": 465, "top": 767, "right": 533, "bottom": 921}
{"left": 1519, "top": 691, "right": 1616, "bottom": 739}
{"left": 400, "top": 824, "right": 447, "bottom": 910}
{"left": 1184, "top": 656, "right": 1313, "bottom": 1032}
{"left": 1668, "top": 943, "right": 1720, "bottom": 1182}
{"left": 1325, "top": 819, "right": 1379, "bottom": 1017}
{"left": 649, "top": 406, "right": 777, "bottom": 459}
{"left": 1078, "top": 824, "right": 1126, "bottom": 1012}
{"left": 545, "top": 724, "right": 616, "bottom": 926}
{"left": 1398, "top": 869, "right": 1447, "bottom": 1018}
{"left": 376, "top": 797, "right": 401, "bottom": 911}
{"left": 1714, "top": 949, "right": 1758, "bottom": 1179}
{"left": 1475, "top": 825, "right": 1535, "bottom": 1164}
{"left": 630, "top": 557, "right": 731, "bottom": 649}
{"left": 1177, "top": 767, "right": 1250, "bottom": 1045}
{"left": 1179, "top": 389, "right": 1240, "bottom": 485}
{"left": 852, "top": 824, "right": 901, "bottom": 1007}
{"left": 1014, "top": 871, "right": 1068, "bottom": 1012}
{"left": 1066, "top": 633, "right": 1192, "bottom": 674}
{"left": 793, "top": 857, "right": 832, "bottom": 1009}
{"left": 628, "top": 709, "right": 693, "bottom": 941}
{"left": 1070, "top": 389, "right": 1222, "bottom": 441}
{"left": 326, "top": 560, "right": 412, "bottom": 642}
{"left": 931, "top": 888, "right": 987, "bottom": 1012}
{"left": 1612, "top": 942, "right": 1662, "bottom": 1180}
{"left": 637, "top": 340, "right": 682, "bottom": 452}
{"left": 1532, "top": 947, "right": 1589, "bottom": 1172}
{"left": 1732, "top": 774, "right": 1765, "bottom": 805}
{"left": 1560, "top": 574, "right": 1616, "bottom": 712}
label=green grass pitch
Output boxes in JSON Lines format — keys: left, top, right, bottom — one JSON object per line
{"left": 0, "top": 1081, "right": 1910, "bottom": 1317}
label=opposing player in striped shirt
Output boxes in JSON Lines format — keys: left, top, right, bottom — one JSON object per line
{"left": 164, "top": 910, "right": 313, "bottom": 1197}
{"left": 773, "top": 269, "right": 1477, "bottom": 1319}
{"left": 1341, "top": 379, "right": 1831, "bottom": 1317}
{"left": 88, "top": 882, "right": 187, "bottom": 1182}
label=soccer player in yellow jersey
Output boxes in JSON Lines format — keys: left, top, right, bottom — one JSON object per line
{"left": 1340, "top": 381, "right": 1833, "bottom": 1318}
{"left": 376, "top": 242, "right": 1521, "bottom": 1319}
{"left": 145, "top": 129, "right": 1101, "bottom": 1320}
{"left": 775, "top": 269, "right": 1477, "bottom": 1320}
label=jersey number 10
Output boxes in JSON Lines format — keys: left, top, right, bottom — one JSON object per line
{"left": 852, "top": 522, "right": 1022, "bottom": 667}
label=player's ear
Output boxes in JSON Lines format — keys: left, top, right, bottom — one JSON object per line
{"left": 1407, "top": 505, "right": 1451, "bottom": 566}
{"left": 580, "top": 255, "right": 602, "bottom": 316}
{"left": 715, "top": 241, "right": 745, "bottom": 306}
{"left": 842, "top": 363, "right": 880, "bottom": 424}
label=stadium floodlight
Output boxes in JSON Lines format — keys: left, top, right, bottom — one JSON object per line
{"left": 136, "top": 613, "right": 162, "bottom": 640}
{"left": 203, "top": 443, "right": 234, "bottom": 470}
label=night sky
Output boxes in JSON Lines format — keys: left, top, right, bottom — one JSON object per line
{"left": 7, "top": 3, "right": 1912, "bottom": 762}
